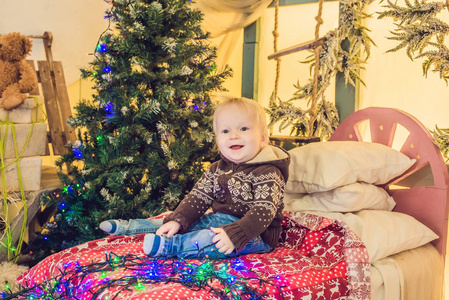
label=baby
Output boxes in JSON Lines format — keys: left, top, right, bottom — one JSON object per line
{"left": 100, "top": 97, "right": 290, "bottom": 258}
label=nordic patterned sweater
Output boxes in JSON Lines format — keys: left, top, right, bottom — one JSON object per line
{"left": 163, "top": 145, "right": 290, "bottom": 253}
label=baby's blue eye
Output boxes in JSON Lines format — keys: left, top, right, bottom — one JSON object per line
{"left": 222, "top": 129, "right": 229, "bottom": 134}
{"left": 241, "top": 127, "right": 249, "bottom": 131}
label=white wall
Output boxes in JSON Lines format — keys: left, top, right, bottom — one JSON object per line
{"left": 3, "top": 1, "right": 447, "bottom": 130}
{"left": 2, "top": 1, "right": 448, "bottom": 155}
{"left": 210, "top": 31, "right": 244, "bottom": 98}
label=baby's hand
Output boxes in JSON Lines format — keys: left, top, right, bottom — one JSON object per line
{"left": 155, "top": 221, "right": 180, "bottom": 238}
{"left": 210, "top": 227, "right": 235, "bottom": 255}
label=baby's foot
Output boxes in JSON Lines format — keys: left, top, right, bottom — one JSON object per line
{"left": 143, "top": 233, "right": 165, "bottom": 256}
{"left": 99, "top": 220, "right": 120, "bottom": 235}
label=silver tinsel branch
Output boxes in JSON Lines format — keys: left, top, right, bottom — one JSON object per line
{"left": 378, "top": 0, "right": 449, "bottom": 81}
{"left": 379, "top": 0, "right": 449, "bottom": 156}
{"left": 431, "top": 125, "right": 449, "bottom": 161}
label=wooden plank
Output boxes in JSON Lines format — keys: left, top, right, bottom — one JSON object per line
{"left": 270, "top": 135, "right": 320, "bottom": 150}
{"left": 269, "top": 0, "right": 337, "bottom": 7}
{"left": 25, "top": 60, "right": 40, "bottom": 95}
{"left": 270, "top": 135, "right": 320, "bottom": 143}
{"left": 268, "top": 37, "right": 326, "bottom": 60}
{"left": 37, "top": 61, "right": 66, "bottom": 155}
{"left": 53, "top": 61, "right": 76, "bottom": 145}
{"left": 42, "top": 32, "right": 54, "bottom": 66}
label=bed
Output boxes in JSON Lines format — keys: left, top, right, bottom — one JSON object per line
{"left": 10, "top": 107, "right": 448, "bottom": 300}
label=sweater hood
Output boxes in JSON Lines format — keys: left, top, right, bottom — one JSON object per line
{"left": 221, "top": 144, "right": 290, "bottom": 181}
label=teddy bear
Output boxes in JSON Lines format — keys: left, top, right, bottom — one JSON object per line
{"left": 0, "top": 32, "right": 38, "bottom": 110}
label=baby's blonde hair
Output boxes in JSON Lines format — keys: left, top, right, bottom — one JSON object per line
{"left": 213, "top": 97, "right": 268, "bottom": 143}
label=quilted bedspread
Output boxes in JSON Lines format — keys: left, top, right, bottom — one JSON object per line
{"left": 16, "top": 212, "right": 370, "bottom": 299}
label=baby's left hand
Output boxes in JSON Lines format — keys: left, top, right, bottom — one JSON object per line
{"left": 210, "top": 227, "right": 235, "bottom": 255}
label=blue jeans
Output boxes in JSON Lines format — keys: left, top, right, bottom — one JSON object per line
{"left": 114, "top": 212, "right": 272, "bottom": 258}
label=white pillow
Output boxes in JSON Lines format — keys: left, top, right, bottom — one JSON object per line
{"left": 303, "top": 210, "right": 438, "bottom": 262}
{"left": 286, "top": 141, "right": 415, "bottom": 193}
{"left": 284, "top": 182, "right": 396, "bottom": 212}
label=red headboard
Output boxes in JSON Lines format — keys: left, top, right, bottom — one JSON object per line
{"left": 330, "top": 107, "right": 449, "bottom": 256}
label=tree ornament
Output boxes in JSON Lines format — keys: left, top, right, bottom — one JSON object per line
{"left": 170, "top": 170, "right": 180, "bottom": 180}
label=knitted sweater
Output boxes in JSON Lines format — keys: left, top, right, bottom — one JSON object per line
{"left": 163, "top": 145, "right": 290, "bottom": 252}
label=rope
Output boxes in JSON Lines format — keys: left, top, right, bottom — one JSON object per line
{"left": 0, "top": 116, "right": 12, "bottom": 261}
{"left": 309, "top": 0, "right": 325, "bottom": 137}
{"left": 272, "top": 0, "right": 281, "bottom": 105}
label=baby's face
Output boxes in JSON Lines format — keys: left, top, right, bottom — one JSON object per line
{"left": 215, "top": 104, "right": 266, "bottom": 164}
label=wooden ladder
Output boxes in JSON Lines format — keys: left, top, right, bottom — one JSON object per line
{"left": 27, "top": 31, "right": 76, "bottom": 153}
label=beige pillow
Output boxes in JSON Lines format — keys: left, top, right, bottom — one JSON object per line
{"left": 286, "top": 141, "right": 415, "bottom": 193}
{"left": 305, "top": 210, "right": 438, "bottom": 262}
{"left": 284, "top": 182, "right": 396, "bottom": 212}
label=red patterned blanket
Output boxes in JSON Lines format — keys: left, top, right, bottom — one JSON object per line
{"left": 16, "top": 212, "right": 370, "bottom": 299}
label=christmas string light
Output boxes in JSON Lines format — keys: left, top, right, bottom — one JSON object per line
{"left": 96, "top": 135, "right": 104, "bottom": 145}
{"left": 96, "top": 43, "right": 108, "bottom": 53}
{"left": 104, "top": 102, "right": 114, "bottom": 112}
{"left": 102, "top": 102, "right": 116, "bottom": 120}
{"left": 1, "top": 251, "right": 286, "bottom": 300}
{"left": 72, "top": 141, "right": 84, "bottom": 159}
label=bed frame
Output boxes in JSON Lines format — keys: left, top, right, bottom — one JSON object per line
{"left": 330, "top": 107, "right": 449, "bottom": 257}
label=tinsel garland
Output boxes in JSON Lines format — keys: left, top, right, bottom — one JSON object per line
{"left": 0, "top": 252, "right": 285, "bottom": 300}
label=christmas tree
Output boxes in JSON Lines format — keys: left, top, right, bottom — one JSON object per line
{"left": 28, "top": 0, "right": 231, "bottom": 260}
